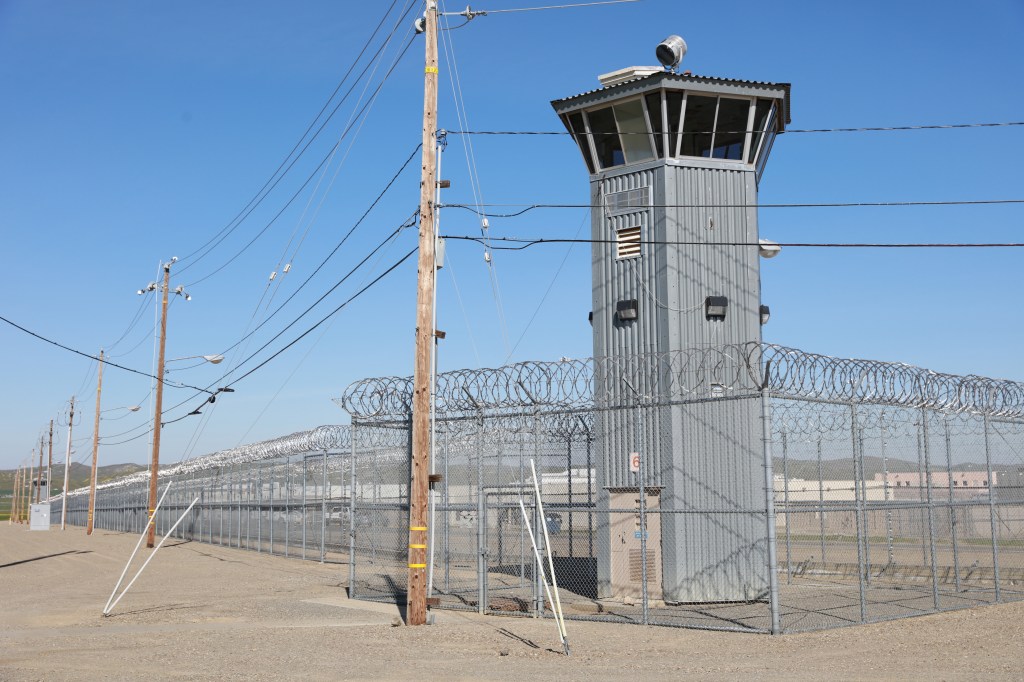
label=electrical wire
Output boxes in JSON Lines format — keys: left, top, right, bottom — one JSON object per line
{"left": 100, "top": 214, "right": 420, "bottom": 439}
{"left": 448, "top": 121, "right": 1024, "bottom": 136}
{"left": 102, "top": 295, "right": 150, "bottom": 352}
{"left": 181, "top": 36, "right": 417, "bottom": 288}
{"left": 175, "top": 0, "right": 415, "bottom": 273}
{"left": 443, "top": 235, "right": 1024, "bottom": 249}
{"left": 260, "top": 5, "right": 418, "bottom": 308}
{"left": 458, "top": 0, "right": 640, "bottom": 14}
{"left": 223, "top": 247, "right": 418, "bottom": 389}
{"left": 218, "top": 226, "right": 415, "bottom": 382}
{"left": 439, "top": 4, "right": 512, "bottom": 355}
{"left": 0, "top": 314, "right": 212, "bottom": 393}
{"left": 443, "top": 199, "right": 1024, "bottom": 218}
{"left": 231, "top": 221, "right": 410, "bottom": 447}
{"left": 502, "top": 209, "right": 589, "bottom": 362}
{"left": 215, "top": 209, "right": 418, "bottom": 365}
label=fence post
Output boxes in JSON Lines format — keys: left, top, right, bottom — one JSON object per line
{"left": 246, "top": 460, "right": 252, "bottom": 549}
{"left": 782, "top": 429, "right": 792, "bottom": 584}
{"left": 443, "top": 425, "right": 451, "bottom": 593}
{"left": 322, "top": 450, "right": 328, "bottom": 563}
{"left": 477, "top": 412, "right": 487, "bottom": 615}
{"left": 636, "top": 399, "right": 649, "bottom": 626}
{"left": 850, "top": 405, "right": 867, "bottom": 624}
{"left": 983, "top": 412, "right": 1001, "bottom": 602}
{"left": 270, "top": 461, "right": 275, "bottom": 555}
{"left": 816, "top": 438, "right": 826, "bottom": 564}
{"left": 943, "top": 419, "right": 962, "bottom": 592}
{"left": 349, "top": 437, "right": 358, "bottom": 596}
{"left": 858, "top": 426, "right": 872, "bottom": 587}
{"left": 302, "top": 455, "right": 307, "bottom": 560}
{"left": 760, "top": 380, "right": 782, "bottom": 635}
{"left": 881, "top": 428, "right": 894, "bottom": 566}
{"left": 285, "top": 456, "right": 291, "bottom": 558}
{"left": 257, "top": 462, "right": 262, "bottom": 553}
{"left": 533, "top": 408, "right": 543, "bottom": 618}
{"left": 921, "top": 408, "right": 940, "bottom": 610}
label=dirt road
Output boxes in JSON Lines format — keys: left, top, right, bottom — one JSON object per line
{"left": 1, "top": 523, "right": 1022, "bottom": 680}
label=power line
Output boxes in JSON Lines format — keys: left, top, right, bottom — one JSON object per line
{"left": 0, "top": 314, "right": 212, "bottom": 394}
{"left": 224, "top": 247, "right": 418, "bottom": 389}
{"left": 215, "top": 209, "right": 418, "bottom": 362}
{"left": 443, "top": 235, "right": 1024, "bottom": 250}
{"left": 443, "top": 199, "right": 1024, "bottom": 218}
{"left": 175, "top": 1, "right": 416, "bottom": 274}
{"left": 218, "top": 225, "right": 415, "bottom": 383}
{"left": 458, "top": 0, "right": 640, "bottom": 14}
{"left": 108, "top": 215, "right": 421, "bottom": 435}
{"left": 108, "top": 246, "right": 415, "bottom": 440}
{"left": 447, "top": 121, "right": 1024, "bottom": 136}
{"left": 181, "top": 35, "right": 418, "bottom": 288}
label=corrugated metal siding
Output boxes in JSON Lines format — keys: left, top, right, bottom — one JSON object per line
{"left": 591, "top": 168, "right": 664, "bottom": 489}
{"left": 592, "top": 163, "right": 769, "bottom": 601}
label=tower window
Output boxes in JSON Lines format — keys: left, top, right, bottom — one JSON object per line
{"left": 616, "top": 226, "right": 642, "bottom": 259}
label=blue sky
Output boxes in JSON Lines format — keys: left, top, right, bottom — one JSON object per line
{"left": 1, "top": 0, "right": 1022, "bottom": 472}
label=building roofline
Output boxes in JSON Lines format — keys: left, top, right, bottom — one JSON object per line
{"left": 551, "top": 71, "right": 792, "bottom": 126}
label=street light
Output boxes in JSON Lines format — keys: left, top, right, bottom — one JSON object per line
{"left": 167, "top": 354, "right": 224, "bottom": 365}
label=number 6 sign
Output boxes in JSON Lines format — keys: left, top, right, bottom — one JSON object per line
{"left": 629, "top": 452, "right": 640, "bottom": 473}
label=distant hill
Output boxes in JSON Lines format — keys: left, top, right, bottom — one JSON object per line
{"left": 0, "top": 462, "right": 147, "bottom": 501}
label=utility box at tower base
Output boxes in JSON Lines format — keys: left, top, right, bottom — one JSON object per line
{"left": 605, "top": 487, "right": 662, "bottom": 601}
{"left": 30, "top": 504, "right": 51, "bottom": 531}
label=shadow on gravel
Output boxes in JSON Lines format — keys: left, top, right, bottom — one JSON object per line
{"left": 383, "top": 575, "right": 409, "bottom": 623}
{"left": 104, "top": 602, "right": 200, "bottom": 618}
{"left": 0, "top": 550, "right": 91, "bottom": 569}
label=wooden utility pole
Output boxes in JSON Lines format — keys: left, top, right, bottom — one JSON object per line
{"left": 147, "top": 263, "right": 172, "bottom": 548}
{"left": 11, "top": 466, "right": 20, "bottom": 523}
{"left": 87, "top": 350, "right": 104, "bottom": 535}
{"left": 61, "top": 396, "right": 75, "bottom": 530}
{"left": 47, "top": 420, "right": 54, "bottom": 501}
{"left": 36, "top": 437, "right": 44, "bottom": 503}
{"left": 27, "top": 449, "right": 34, "bottom": 516}
{"left": 407, "top": 0, "right": 439, "bottom": 627}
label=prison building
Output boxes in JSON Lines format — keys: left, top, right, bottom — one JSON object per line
{"left": 551, "top": 62, "right": 790, "bottom": 602}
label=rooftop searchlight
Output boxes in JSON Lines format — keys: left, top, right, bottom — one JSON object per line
{"left": 655, "top": 35, "right": 687, "bottom": 72}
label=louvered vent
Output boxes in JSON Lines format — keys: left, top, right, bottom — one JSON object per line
{"left": 616, "top": 226, "right": 641, "bottom": 259}
{"left": 629, "top": 548, "right": 658, "bottom": 584}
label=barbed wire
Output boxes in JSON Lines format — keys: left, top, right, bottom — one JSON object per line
{"left": 337, "top": 343, "right": 1024, "bottom": 420}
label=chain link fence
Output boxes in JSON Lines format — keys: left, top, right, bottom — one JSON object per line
{"left": 55, "top": 344, "right": 1024, "bottom": 634}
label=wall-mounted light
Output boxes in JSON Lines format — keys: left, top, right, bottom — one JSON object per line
{"left": 588, "top": 311, "right": 593, "bottom": 326}
{"left": 760, "top": 305, "right": 771, "bottom": 325}
{"left": 616, "top": 299, "right": 638, "bottom": 322}
{"left": 758, "top": 239, "right": 781, "bottom": 259}
{"left": 705, "top": 296, "right": 728, "bottom": 320}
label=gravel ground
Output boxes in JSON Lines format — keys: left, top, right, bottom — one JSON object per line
{"left": 2, "top": 523, "right": 1023, "bottom": 681}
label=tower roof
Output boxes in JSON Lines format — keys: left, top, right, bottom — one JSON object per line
{"left": 552, "top": 71, "right": 792, "bottom": 127}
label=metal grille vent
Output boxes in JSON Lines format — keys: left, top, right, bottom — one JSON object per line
{"left": 629, "top": 548, "right": 658, "bottom": 584}
{"left": 605, "top": 187, "right": 650, "bottom": 212}
{"left": 617, "top": 226, "right": 642, "bottom": 259}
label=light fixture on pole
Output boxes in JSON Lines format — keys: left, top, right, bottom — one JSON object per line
{"left": 137, "top": 257, "right": 187, "bottom": 549}
{"left": 166, "top": 354, "right": 224, "bottom": 365}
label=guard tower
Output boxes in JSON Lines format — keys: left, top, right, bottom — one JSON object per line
{"left": 551, "top": 38, "right": 790, "bottom": 603}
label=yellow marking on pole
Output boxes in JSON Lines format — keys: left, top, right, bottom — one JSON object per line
{"left": 408, "top": 563, "right": 427, "bottom": 568}
{"left": 425, "top": 66, "right": 438, "bottom": 74}
{"left": 409, "top": 543, "right": 427, "bottom": 549}
{"left": 410, "top": 525, "right": 428, "bottom": 531}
